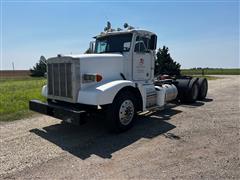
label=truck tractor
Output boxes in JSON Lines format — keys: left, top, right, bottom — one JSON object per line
{"left": 29, "top": 25, "right": 208, "bottom": 132}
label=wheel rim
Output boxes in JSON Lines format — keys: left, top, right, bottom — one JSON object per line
{"left": 119, "top": 100, "right": 134, "bottom": 126}
{"left": 192, "top": 84, "right": 199, "bottom": 100}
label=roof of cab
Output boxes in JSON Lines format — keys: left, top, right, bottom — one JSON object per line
{"left": 94, "top": 29, "right": 156, "bottom": 39}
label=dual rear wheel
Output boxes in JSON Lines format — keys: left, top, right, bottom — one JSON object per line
{"left": 179, "top": 77, "right": 208, "bottom": 103}
{"left": 197, "top": 78, "right": 208, "bottom": 100}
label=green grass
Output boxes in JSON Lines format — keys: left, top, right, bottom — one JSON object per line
{"left": 0, "top": 77, "right": 46, "bottom": 121}
{"left": 181, "top": 68, "right": 240, "bottom": 75}
{"left": 190, "top": 75, "right": 219, "bottom": 80}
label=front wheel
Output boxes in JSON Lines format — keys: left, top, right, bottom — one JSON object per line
{"left": 105, "top": 91, "right": 137, "bottom": 133}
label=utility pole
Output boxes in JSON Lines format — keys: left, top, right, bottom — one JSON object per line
{"left": 12, "top": 62, "right": 15, "bottom": 71}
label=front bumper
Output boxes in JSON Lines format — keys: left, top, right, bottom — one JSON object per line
{"left": 29, "top": 100, "right": 86, "bottom": 125}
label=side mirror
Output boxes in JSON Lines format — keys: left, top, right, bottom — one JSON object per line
{"left": 149, "top": 35, "right": 157, "bottom": 50}
{"left": 89, "top": 41, "right": 95, "bottom": 53}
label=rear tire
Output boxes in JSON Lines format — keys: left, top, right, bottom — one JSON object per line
{"left": 197, "top": 78, "right": 208, "bottom": 100}
{"left": 187, "top": 81, "right": 199, "bottom": 103}
{"left": 105, "top": 91, "right": 137, "bottom": 133}
{"left": 179, "top": 78, "right": 199, "bottom": 103}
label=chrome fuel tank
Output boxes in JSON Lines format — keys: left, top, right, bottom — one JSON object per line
{"left": 163, "top": 84, "right": 178, "bottom": 102}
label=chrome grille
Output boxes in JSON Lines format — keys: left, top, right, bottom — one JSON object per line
{"left": 47, "top": 63, "right": 72, "bottom": 98}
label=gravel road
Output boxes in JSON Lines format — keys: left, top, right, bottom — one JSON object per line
{"left": 0, "top": 75, "right": 239, "bottom": 180}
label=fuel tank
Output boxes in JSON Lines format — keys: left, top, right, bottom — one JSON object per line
{"left": 163, "top": 84, "right": 178, "bottom": 102}
{"left": 155, "top": 84, "right": 178, "bottom": 106}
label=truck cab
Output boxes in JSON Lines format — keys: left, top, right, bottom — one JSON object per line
{"left": 30, "top": 26, "right": 208, "bottom": 132}
{"left": 93, "top": 29, "right": 157, "bottom": 83}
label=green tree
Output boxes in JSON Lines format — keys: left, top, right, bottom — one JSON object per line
{"left": 155, "top": 46, "right": 181, "bottom": 76}
{"left": 30, "top": 56, "right": 47, "bottom": 77}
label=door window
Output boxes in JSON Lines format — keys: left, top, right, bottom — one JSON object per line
{"left": 134, "top": 36, "right": 150, "bottom": 53}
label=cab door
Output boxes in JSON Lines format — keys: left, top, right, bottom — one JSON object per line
{"left": 132, "top": 35, "right": 152, "bottom": 81}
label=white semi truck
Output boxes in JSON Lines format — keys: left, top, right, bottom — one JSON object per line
{"left": 30, "top": 25, "right": 208, "bottom": 132}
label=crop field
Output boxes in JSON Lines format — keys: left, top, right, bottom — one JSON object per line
{"left": 181, "top": 68, "right": 240, "bottom": 75}
{"left": 0, "top": 77, "right": 46, "bottom": 121}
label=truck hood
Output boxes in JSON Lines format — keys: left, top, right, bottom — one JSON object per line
{"left": 60, "top": 53, "right": 125, "bottom": 86}
{"left": 63, "top": 53, "right": 124, "bottom": 60}
{"left": 46, "top": 53, "right": 126, "bottom": 102}
{"left": 76, "top": 53, "right": 124, "bottom": 80}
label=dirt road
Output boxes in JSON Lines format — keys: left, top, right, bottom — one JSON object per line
{"left": 0, "top": 76, "right": 239, "bottom": 180}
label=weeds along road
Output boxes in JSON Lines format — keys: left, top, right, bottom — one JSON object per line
{"left": 0, "top": 76, "right": 239, "bottom": 180}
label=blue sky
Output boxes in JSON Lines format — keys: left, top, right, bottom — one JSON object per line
{"left": 1, "top": 0, "right": 239, "bottom": 70}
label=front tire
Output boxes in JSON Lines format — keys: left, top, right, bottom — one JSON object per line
{"left": 105, "top": 91, "right": 137, "bottom": 133}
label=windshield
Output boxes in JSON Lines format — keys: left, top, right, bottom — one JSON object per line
{"left": 94, "top": 33, "right": 133, "bottom": 53}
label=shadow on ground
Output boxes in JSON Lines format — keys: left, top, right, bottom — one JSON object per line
{"left": 30, "top": 108, "right": 184, "bottom": 160}
{"left": 177, "top": 98, "right": 213, "bottom": 108}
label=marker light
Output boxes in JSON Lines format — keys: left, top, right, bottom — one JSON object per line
{"left": 96, "top": 74, "right": 103, "bottom": 82}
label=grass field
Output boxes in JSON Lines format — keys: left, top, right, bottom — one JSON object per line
{"left": 0, "top": 77, "right": 46, "bottom": 121}
{"left": 191, "top": 75, "right": 219, "bottom": 80}
{"left": 181, "top": 68, "right": 240, "bottom": 75}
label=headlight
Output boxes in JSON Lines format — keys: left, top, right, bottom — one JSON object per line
{"left": 83, "top": 74, "right": 103, "bottom": 83}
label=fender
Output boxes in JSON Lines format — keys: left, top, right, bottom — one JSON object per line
{"left": 77, "top": 80, "right": 138, "bottom": 105}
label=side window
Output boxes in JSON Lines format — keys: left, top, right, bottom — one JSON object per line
{"left": 134, "top": 36, "right": 149, "bottom": 53}
{"left": 97, "top": 41, "right": 107, "bottom": 53}
{"left": 142, "top": 37, "right": 149, "bottom": 50}
{"left": 139, "top": 42, "right": 146, "bottom": 52}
